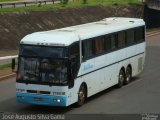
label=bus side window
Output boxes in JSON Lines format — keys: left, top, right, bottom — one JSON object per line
{"left": 104, "top": 34, "right": 116, "bottom": 52}
{"left": 82, "top": 39, "right": 94, "bottom": 59}
{"left": 117, "top": 31, "right": 126, "bottom": 48}
{"left": 94, "top": 37, "right": 104, "bottom": 54}
{"left": 126, "top": 29, "right": 134, "bottom": 45}
{"left": 104, "top": 35, "right": 111, "bottom": 51}
{"left": 110, "top": 34, "right": 116, "bottom": 49}
{"left": 69, "top": 42, "right": 80, "bottom": 78}
{"left": 135, "top": 27, "right": 145, "bottom": 42}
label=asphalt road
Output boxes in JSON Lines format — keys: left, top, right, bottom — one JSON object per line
{"left": 0, "top": 34, "right": 160, "bottom": 119}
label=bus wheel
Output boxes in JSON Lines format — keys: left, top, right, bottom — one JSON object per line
{"left": 117, "top": 69, "right": 125, "bottom": 88}
{"left": 125, "top": 66, "right": 132, "bottom": 84}
{"left": 77, "top": 84, "right": 86, "bottom": 106}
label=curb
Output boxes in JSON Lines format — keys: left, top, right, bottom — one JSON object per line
{"left": 0, "top": 73, "right": 16, "bottom": 81}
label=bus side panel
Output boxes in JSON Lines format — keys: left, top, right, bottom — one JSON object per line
{"left": 126, "top": 44, "right": 137, "bottom": 76}
{"left": 83, "top": 71, "right": 100, "bottom": 97}
{"left": 115, "top": 48, "right": 127, "bottom": 74}
{"left": 78, "top": 58, "right": 101, "bottom": 97}
{"left": 67, "top": 77, "right": 84, "bottom": 106}
{"left": 135, "top": 42, "right": 146, "bottom": 74}
{"left": 94, "top": 55, "right": 109, "bottom": 92}
{"left": 131, "top": 42, "right": 146, "bottom": 76}
{"left": 73, "top": 43, "right": 146, "bottom": 104}
{"left": 100, "top": 52, "right": 118, "bottom": 90}
{"left": 101, "top": 64, "right": 118, "bottom": 90}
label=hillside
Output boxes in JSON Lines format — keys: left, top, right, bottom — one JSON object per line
{"left": 0, "top": 5, "right": 143, "bottom": 52}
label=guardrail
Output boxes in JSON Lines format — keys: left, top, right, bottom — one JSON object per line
{"left": 0, "top": 55, "right": 18, "bottom": 81}
{"left": 0, "top": 55, "right": 18, "bottom": 60}
{"left": 0, "top": 0, "right": 61, "bottom": 8}
{"left": 0, "top": 55, "right": 18, "bottom": 66}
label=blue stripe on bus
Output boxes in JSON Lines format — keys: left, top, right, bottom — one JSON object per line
{"left": 16, "top": 92, "right": 67, "bottom": 107}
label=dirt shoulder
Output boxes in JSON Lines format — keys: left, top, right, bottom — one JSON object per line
{"left": 0, "top": 68, "right": 13, "bottom": 77}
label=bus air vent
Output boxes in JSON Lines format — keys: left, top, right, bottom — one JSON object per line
{"left": 59, "top": 28, "right": 76, "bottom": 32}
{"left": 95, "top": 22, "right": 108, "bottom": 25}
{"left": 129, "top": 21, "right": 134, "bottom": 23}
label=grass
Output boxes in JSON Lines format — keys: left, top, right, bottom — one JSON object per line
{"left": 146, "top": 27, "right": 160, "bottom": 32}
{"left": 82, "top": 0, "right": 142, "bottom": 6}
{"left": 0, "top": 62, "right": 17, "bottom": 70}
{"left": 0, "top": 63, "right": 11, "bottom": 70}
{"left": 0, "top": 0, "right": 20, "bottom": 2}
{"left": 0, "top": 0, "right": 143, "bottom": 12}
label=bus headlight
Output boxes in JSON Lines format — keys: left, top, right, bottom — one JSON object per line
{"left": 53, "top": 99, "right": 61, "bottom": 103}
{"left": 57, "top": 99, "right": 61, "bottom": 102}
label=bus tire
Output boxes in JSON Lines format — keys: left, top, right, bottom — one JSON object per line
{"left": 125, "top": 66, "right": 132, "bottom": 84}
{"left": 117, "top": 69, "right": 125, "bottom": 88}
{"left": 76, "top": 83, "right": 87, "bottom": 106}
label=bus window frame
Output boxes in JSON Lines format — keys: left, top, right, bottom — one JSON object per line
{"left": 17, "top": 44, "right": 70, "bottom": 86}
{"left": 81, "top": 25, "right": 145, "bottom": 62}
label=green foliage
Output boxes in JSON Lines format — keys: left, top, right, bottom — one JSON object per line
{"left": 0, "top": 0, "right": 142, "bottom": 12}
{"left": 62, "top": 0, "right": 69, "bottom": 4}
{"left": 83, "top": 0, "right": 87, "bottom": 4}
{"left": 0, "top": 63, "right": 11, "bottom": 70}
{"left": 0, "top": 62, "right": 18, "bottom": 70}
{"left": 146, "top": 28, "right": 160, "bottom": 32}
{"left": 0, "top": 0, "right": 20, "bottom": 2}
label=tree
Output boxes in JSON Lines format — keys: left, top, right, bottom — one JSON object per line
{"left": 83, "top": 0, "right": 87, "bottom": 4}
{"left": 62, "top": 0, "right": 69, "bottom": 4}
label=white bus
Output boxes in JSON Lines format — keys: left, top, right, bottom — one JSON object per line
{"left": 14, "top": 17, "right": 146, "bottom": 107}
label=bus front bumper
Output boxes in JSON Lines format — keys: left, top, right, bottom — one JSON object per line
{"left": 16, "top": 92, "right": 67, "bottom": 107}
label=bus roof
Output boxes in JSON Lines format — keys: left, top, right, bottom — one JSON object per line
{"left": 21, "top": 17, "right": 145, "bottom": 46}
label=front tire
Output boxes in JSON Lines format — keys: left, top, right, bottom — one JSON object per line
{"left": 77, "top": 84, "right": 86, "bottom": 106}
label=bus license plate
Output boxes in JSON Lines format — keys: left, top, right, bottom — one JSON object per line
{"left": 34, "top": 97, "right": 43, "bottom": 101}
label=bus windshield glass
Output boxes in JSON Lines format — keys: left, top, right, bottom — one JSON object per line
{"left": 17, "top": 45, "right": 69, "bottom": 85}
{"left": 20, "top": 45, "right": 68, "bottom": 58}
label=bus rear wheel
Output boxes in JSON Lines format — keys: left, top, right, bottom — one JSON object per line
{"left": 125, "top": 66, "right": 132, "bottom": 84}
{"left": 117, "top": 69, "right": 125, "bottom": 88}
{"left": 77, "top": 84, "right": 86, "bottom": 106}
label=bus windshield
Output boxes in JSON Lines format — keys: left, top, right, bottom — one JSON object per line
{"left": 20, "top": 45, "right": 68, "bottom": 58}
{"left": 17, "top": 45, "right": 69, "bottom": 85}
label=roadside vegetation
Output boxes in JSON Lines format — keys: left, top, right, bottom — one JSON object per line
{"left": 0, "top": 61, "right": 17, "bottom": 70}
{"left": 146, "top": 27, "right": 160, "bottom": 32}
{"left": 0, "top": 0, "right": 142, "bottom": 12}
{"left": 0, "top": 0, "right": 20, "bottom": 2}
{"left": 0, "top": 63, "right": 13, "bottom": 77}
{"left": 0, "top": 63, "right": 11, "bottom": 70}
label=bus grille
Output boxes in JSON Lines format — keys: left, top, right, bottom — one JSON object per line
{"left": 27, "top": 90, "right": 50, "bottom": 95}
